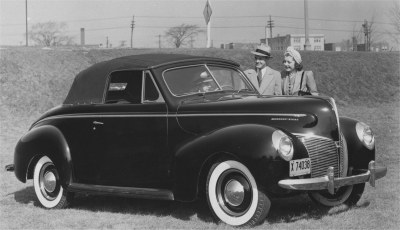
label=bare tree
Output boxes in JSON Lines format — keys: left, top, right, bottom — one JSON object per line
{"left": 387, "top": 0, "right": 400, "bottom": 45}
{"left": 164, "top": 24, "right": 203, "bottom": 48}
{"left": 360, "top": 15, "right": 382, "bottom": 51}
{"left": 29, "top": 21, "right": 74, "bottom": 46}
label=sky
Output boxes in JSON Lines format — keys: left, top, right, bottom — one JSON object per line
{"left": 0, "top": 0, "right": 397, "bottom": 48}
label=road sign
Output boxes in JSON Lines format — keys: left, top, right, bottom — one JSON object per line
{"left": 203, "top": 0, "right": 212, "bottom": 24}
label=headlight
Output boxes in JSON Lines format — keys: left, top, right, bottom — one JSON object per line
{"left": 356, "top": 122, "right": 375, "bottom": 150}
{"left": 272, "top": 130, "right": 294, "bottom": 161}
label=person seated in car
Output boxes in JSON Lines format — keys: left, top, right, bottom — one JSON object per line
{"left": 192, "top": 71, "right": 219, "bottom": 93}
{"left": 195, "top": 78, "right": 217, "bottom": 92}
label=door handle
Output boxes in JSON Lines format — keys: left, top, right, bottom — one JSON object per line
{"left": 93, "top": 121, "right": 104, "bottom": 125}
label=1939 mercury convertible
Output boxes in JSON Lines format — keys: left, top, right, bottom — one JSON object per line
{"left": 5, "top": 54, "right": 387, "bottom": 227}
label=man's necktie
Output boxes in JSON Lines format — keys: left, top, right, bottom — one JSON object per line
{"left": 257, "top": 70, "right": 262, "bottom": 86}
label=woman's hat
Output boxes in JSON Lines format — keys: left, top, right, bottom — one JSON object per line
{"left": 284, "top": 46, "right": 302, "bottom": 64}
{"left": 251, "top": 44, "right": 272, "bottom": 58}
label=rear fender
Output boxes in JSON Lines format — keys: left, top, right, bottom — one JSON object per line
{"left": 173, "top": 124, "right": 280, "bottom": 201}
{"left": 14, "top": 125, "right": 72, "bottom": 187}
{"left": 339, "top": 117, "right": 375, "bottom": 169}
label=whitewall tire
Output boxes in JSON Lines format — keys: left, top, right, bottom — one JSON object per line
{"left": 206, "top": 160, "right": 270, "bottom": 227}
{"left": 33, "top": 156, "right": 72, "bottom": 209}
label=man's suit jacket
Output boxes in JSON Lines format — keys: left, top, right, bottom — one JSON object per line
{"left": 244, "top": 67, "right": 282, "bottom": 95}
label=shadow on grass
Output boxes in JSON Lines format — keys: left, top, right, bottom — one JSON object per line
{"left": 12, "top": 186, "right": 371, "bottom": 225}
{"left": 12, "top": 186, "right": 216, "bottom": 224}
{"left": 267, "top": 194, "right": 371, "bottom": 224}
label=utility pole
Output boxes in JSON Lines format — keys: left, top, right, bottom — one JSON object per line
{"left": 304, "top": 0, "right": 311, "bottom": 50}
{"left": 158, "top": 34, "right": 161, "bottom": 48}
{"left": 190, "top": 36, "right": 194, "bottom": 48}
{"left": 106, "top": 36, "right": 109, "bottom": 48}
{"left": 362, "top": 20, "right": 370, "bottom": 51}
{"left": 130, "top": 15, "right": 135, "bottom": 48}
{"left": 25, "top": 0, "right": 28, "bottom": 46}
{"left": 267, "top": 15, "right": 274, "bottom": 38}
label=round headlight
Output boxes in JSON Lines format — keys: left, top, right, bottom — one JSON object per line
{"left": 356, "top": 122, "right": 375, "bottom": 150}
{"left": 272, "top": 130, "right": 294, "bottom": 161}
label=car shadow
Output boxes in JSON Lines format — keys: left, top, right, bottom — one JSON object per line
{"left": 12, "top": 186, "right": 216, "bottom": 224}
{"left": 267, "top": 194, "right": 371, "bottom": 224}
{"left": 12, "top": 186, "right": 370, "bottom": 225}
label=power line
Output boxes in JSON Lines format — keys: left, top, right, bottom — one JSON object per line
{"left": 1, "top": 14, "right": 395, "bottom": 27}
{"left": 3, "top": 24, "right": 398, "bottom": 36}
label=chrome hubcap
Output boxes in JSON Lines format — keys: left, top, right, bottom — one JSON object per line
{"left": 224, "top": 179, "right": 245, "bottom": 206}
{"left": 43, "top": 171, "right": 57, "bottom": 193}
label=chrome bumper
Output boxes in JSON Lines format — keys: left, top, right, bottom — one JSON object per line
{"left": 278, "top": 161, "right": 387, "bottom": 195}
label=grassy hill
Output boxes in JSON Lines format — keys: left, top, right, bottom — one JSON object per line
{"left": 0, "top": 47, "right": 399, "bottom": 229}
{"left": 0, "top": 47, "right": 399, "bottom": 119}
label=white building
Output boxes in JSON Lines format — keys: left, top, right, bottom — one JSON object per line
{"left": 262, "top": 34, "right": 325, "bottom": 51}
{"left": 290, "top": 34, "right": 325, "bottom": 51}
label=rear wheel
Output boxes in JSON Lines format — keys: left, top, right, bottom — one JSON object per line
{"left": 206, "top": 160, "right": 270, "bottom": 227}
{"left": 33, "top": 156, "right": 73, "bottom": 209}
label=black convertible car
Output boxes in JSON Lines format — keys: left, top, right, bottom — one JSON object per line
{"left": 6, "top": 54, "right": 386, "bottom": 227}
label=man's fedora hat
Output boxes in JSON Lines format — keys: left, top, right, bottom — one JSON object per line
{"left": 251, "top": 44, "right": 272, "bottom": 58}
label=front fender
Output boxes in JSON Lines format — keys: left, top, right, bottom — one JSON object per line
{"left": 173, "top": 124, "right": 281, "bottom": 202}
{"left": 340, "top": 117, "right": 375, "bottom": 170}
{"left": 14, "top": 125, "right": 72, "bottom": 187}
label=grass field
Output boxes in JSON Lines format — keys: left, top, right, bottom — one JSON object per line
{"left": 0, "top": 47, "right": 399, "bottom": 229}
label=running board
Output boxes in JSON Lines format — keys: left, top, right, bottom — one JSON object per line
{"left": 68, "top": 183, "right": 174, "bottom": 200}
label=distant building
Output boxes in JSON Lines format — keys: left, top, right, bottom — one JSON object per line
{"left": 324, "top": 43, "right": 335, "bottom": 51}
{"left": 220, "top": 42, "right": 258, "bottom": 50}
{"left": 261, "top": 34, "right": 325, "bottom": 51}
{"left": 325, "top": 42, "right": 352, "bottom": 52}
{"left": 371, "top": 42, "right": 390, "bottom": 52}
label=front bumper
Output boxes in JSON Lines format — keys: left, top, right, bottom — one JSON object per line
{"left": 278, "top": 161, "right": 387, "bottom": 195}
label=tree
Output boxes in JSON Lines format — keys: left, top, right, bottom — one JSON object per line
{"left": 29, "top": 21, "right": 74, "bottom": 46}
{"left": 387, "top": 0, "right": 400, "bottom": 46}
{"left": 164, "top": 24, "right": 203, "bottom": 48}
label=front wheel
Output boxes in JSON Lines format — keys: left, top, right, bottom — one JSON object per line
{"left": 308, "top": 183, "right": 365, "bottom": 207}
{"left": 206, "top": 160, "right": 271, "bottom": 227}
{"left": 33, "top": 156, "right": 73, "bottom": 209}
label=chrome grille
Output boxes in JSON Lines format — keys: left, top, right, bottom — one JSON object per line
{"left": 296, "top": 135, "right": 340, "bottom": 178}
{"left": 339, "top": 136, "right": 345, "bottom": 177}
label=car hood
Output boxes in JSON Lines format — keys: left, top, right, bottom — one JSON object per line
{"left": 176, "top": 95, "right": 340, "bottom": 140}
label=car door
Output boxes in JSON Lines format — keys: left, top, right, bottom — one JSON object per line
{"left": 86, "top": 70, "right": 169, "bottom": 188}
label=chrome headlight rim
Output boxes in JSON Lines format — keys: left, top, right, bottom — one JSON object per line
{"left": 355, "top": 122, "right": 375, "bottom": 150}
{"left": 272, "top": 130, "right": 294, "bottom": 161}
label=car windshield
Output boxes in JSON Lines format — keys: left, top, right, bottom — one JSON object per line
{"left": 163, "top": 65, "right": 255, "bottom": 96}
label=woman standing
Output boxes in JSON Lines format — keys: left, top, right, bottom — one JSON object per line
{"left": 281, "top": 47, "right": 318, "bottom": 96}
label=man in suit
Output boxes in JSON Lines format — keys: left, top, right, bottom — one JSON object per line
{"left": 244, "top": 44, "right": 282, "bottom": 95}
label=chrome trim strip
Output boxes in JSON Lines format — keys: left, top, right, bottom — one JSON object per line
{"left": 68, "top": 183, "right": 174, "bottom": 200}
{"left": 278, "top": 161, "right": 387, "bottom": 195}
{"left": 36, "top": 113, "right": 308, "bottom": 124}
{"left": 177, "top": 113, "right": 308, "bottom": 117}
{"left": 293, "top": 133, "right": 333, "bottom": 141}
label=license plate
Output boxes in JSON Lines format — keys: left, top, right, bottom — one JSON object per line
{"left": 290, "top": 158, "right": 311, "bottom": 177}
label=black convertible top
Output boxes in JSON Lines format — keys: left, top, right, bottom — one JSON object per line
{"left": 64, "top": 53, "right": 239, "bottom": 105}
